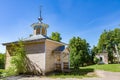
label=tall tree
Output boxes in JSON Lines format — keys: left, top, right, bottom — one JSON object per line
{"left": 97, "top": 28, "right": 120, "bottom": 63}
{"left": 69, "top": 37, "right": 90, "bottom": 69}
{"left": 50, "top": 32, "right": 62, "bottom": 42}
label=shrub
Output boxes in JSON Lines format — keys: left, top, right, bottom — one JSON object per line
{"left": 94, "top": 57, "right": 100, "bottom": 64}
{"left": 10, "top": 40, "right": 27, "bottom": 74}
{"left": 0, "top": 53, "right": 5, "bottom": 69}
{"left": 2, "top": 40, "right": 42, "bottom": 77}
{"left": 1, "top": 67, "right": 17, "bottom": 77}
{"left": 0, "top": 69, "right": 5, "bottom": 77}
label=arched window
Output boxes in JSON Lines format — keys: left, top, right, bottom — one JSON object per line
{"left": 36, "top": 28, "right": 40, "bottom": 35}
{"left": 42, "top": 28, "right": 46, "bottom": 35}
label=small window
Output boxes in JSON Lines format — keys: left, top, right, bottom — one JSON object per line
{"left": 36, "top": 28, "right": 40, "bottom": 35}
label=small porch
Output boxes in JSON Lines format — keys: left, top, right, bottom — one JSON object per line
{"left": 53, "top": 46, "right": 70, "bottom": 72}
{"left": 55, "top": 62, "right": 69, "bottom": 71}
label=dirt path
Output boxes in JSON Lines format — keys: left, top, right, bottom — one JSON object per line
{"left": 2, "top": 70, "right": 120, "bottom": 80}
{"left": 83, "top": 70, "right": 120, "bottom": 80}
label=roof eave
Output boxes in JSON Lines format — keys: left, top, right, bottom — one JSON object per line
{"left": 46, "top": 39, "right": 68, "bottom": 45}
{"left": 2, "top": 38, "right": 46, "bottom": 46}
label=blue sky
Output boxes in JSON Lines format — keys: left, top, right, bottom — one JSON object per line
{"left": 0, "top": 0, "right": 120, "bottom": 53}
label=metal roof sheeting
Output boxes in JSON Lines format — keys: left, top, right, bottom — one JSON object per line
{"left": 24, "top": 34, "right": 50, "bottom": 41}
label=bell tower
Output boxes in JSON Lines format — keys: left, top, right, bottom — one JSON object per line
{"left": 31, "top": 6, "right": 49, "bottom": 36}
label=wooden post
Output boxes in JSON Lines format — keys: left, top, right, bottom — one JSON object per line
{"left": 54, "top": 53, "right": 56, "bottom": 70}
{"left": 61, "top": 53, "right": 63, "bottom": 71}
{"left": 68, "top": 53, "right": 70, "bottom": 69}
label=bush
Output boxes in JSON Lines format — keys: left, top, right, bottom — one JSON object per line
{"left": 1, "top": 67, "right": 17, "bottom": 77}
{"left": 0, "top": 53, "right": 5, "bottom": 69}
{"left": 1, "top": 40, "right": 42, "bottom": 77}
{"left": 1, "top": 40, "right": 26, "bottom": 77}
{"left": 0, "top": 69, "right": 5, "bottom": 77}
{"left": 94, "top": 57, "right": 100, "bottom": 64}
{"left": 10, "top": 40, "right": 27, "bottom": 74}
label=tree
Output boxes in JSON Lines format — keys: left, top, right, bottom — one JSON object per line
{"left": 91, "top": 46, "right": 98, "bottom": 64}
{"left": 1, "top": 40, "right": 27, "bottom": 77}
{"left": 97, "top": 28, "right": 120, "bottom": 63}
{"left": 69, "top": 37, "right": 90, "bottom": 69}
{"left": 0, "top": 53, "right": 5, "bottom": 69}
{"left": 8, "top": 40, "right": 42, "bottom": 75}
{"left": 97, "top": 30, "right": 108, "bottom": 52}
{"left": 10, "top": 40, "right": 27, "bottom": 74}
{"left": 50, "top": 32, "right": 62, "bottom": 42}
{"left": 2, "top": 40, "right": 43, "bottom": 77}
{"left": 94, "top": 57, "right": 100, "bottom": 64}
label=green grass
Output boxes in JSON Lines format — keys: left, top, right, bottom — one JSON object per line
{"left": 47, "top": 64, "right": 120, "bottom": 78}
{"left": 81, "top": 64, "right": 120, "bottom": 72}
{"left": 47, "top": 68, "right": 96, "bottom": 78}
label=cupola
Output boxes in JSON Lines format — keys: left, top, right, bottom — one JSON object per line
{"left": 31, "top": 7, "right": 49, "bottom": 36}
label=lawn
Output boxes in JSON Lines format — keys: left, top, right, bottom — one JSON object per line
{"left": 48, "top": 64, "right": 120, "bottom": 78}
{"left": 81, "top": 64, "right": 120, "bottom": 72}
{"left": 47, "top": 68, "right": 96, "bottom": 78}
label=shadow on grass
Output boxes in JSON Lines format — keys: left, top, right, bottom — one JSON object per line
{"left": 46, "top": 68, "right": 94, "bottom": 78}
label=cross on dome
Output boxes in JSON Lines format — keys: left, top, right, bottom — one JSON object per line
{"left": 38, "top": 6, "right": 43, "bottom": 23}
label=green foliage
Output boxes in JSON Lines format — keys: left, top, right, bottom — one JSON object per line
{"left": 1, "top": 67, "right": 17, "bottom": 77}
{"left": 10, "top": 40, "right": 27, "bottom": 74}
{"left": 69, "top": 37, "right": 90, "bottom": 69}
{"left": 97, "top": 28, "right": 120, "bottom": 63}
{"left": 50, "top": 32, "right": 62, "bottom": 42}
{"left": 0, "top": 53, "right": 5, "bottom": 69}
{"left": 0, "top": 69, "right": 5, "bottom": 77}
{"left": 93, "top": 57, "right": 100, "bottom": 64}
{"left": 2, "top": 40, "right": 27, "bottom": 77}
{"left": 2, "top": 40, "right": 42, "bottom": 77}
{"left": 91, "top": 46, "right": 98, "bottom": 64}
